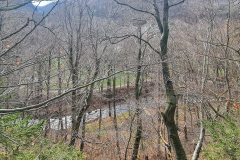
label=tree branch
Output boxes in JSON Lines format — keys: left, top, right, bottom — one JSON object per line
{"left": 130, "top": 34, "right": 161, "bottom": 55}
{"left": 0, "top": 0, "right": 32, "bottom": 11}
{"left": 0, "top": 0, "right": 60, "bottom": 58}
{"left": 207, "top": 101, "right": 225, "bottom": 119}
{"left": 169, "top": 0, "right": 185, "bottom": 8}
{"left": 0, "top": 62, "right": 162, "bottom": 114}
{"left": 200, "top": 40, "right": 240, "bottom": 55}
{"left": 153, "top": 0, "right": 163, "bottom": 34}
{"left": 107, "top": 34, "right": 161, "bottom": 55}
{"left": 113, "top": 0, "right": 155, "bottom": 16}
{"left": 0, "top": 67, "right": 135, "bottom": 114}
{"left": 1, "top": 18, "right": 30, "bottom": 41}
{"left": 0, "top": 133, "right": 27, "bottom": 145}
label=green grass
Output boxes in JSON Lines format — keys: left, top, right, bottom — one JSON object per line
{"left": 204, "top": 114, "right": 240, "bottom": 160}
{"left": 100, "top": 72, "right": 136, "bottom": 89}
{"left": 9, "top": 141, "right": 87, "bottom": 160}
{"left": 86, "top": 123, "right": 104, "bottom": 132}
{"left": 43, "top": 82, "right": 73, "bottom": 90}
{"left": 45, "top": 71, "right": 152, "bottom": 92}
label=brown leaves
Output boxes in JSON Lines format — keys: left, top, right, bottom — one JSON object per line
{"left": 233, "top": 101, "right": 239, "bottom": 110}
{"left": 233, "top": 103, "right": 239, "bottom": 110}
{"left": 16, "top": 62, "right": 19, "bottom": 66}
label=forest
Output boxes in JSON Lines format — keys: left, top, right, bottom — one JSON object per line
{"left": 0, "top": 0, "right": 240, "bottom": 159}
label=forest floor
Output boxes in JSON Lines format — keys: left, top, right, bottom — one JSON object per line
{"left": 43, "top": 81, "right": 209, "bottom": 160}
{"left": 47, "top": 103, "right": 205, "bottom": 160}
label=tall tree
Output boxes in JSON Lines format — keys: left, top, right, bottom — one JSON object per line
{"left": 113, "top": 0, "right": 187, "bottom": 159}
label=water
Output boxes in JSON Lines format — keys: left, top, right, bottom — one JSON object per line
{"left": 48, "top": 104, "right": 133, "bottom": 130}
{"left": 28, "top": 97, "right": 153, "bottom": 130}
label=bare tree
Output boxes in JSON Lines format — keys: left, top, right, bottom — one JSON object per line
{"left": 113, "top": 0, "right": 187, "bottom": 159}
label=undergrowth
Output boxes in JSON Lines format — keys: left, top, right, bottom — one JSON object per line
{"left": 204, "top": 113, "right": 240, "bottom": 160}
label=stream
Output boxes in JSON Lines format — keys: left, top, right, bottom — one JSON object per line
{"left": 49, "top": 104, "right": 133, "bottom": 130}
{"left": 28, "top": 104, "right": 134, "bottom": 130}
{"left": 28, "top": 97, "right": 153, "bottom": 130}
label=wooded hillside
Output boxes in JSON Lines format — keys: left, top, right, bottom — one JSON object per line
{"left": 0, "top": 0, "right": 240, "bottom": 159}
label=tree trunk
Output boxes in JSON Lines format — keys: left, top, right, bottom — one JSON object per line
{"left": 158, "top": 1, "right": 187, "bottom": 159}
{"left": 31, "top": 64, "right": 35, "bottom": 101}
{"left": 57, "top": 54, "right": 64, "bottom": 137}
{"left": 69, "top": 59, "right": 100, "bottom": 146}
{"left": 70, "top": 67, "right": 78, "bottom": 146}
{"left": 37, "top": 59, "right": 43, "bottom": 104}
{"left": 125, "top": 115, "right": 134, "bottom": 160}
{"left": 112, "top": 0, "right": 187, "bottom": 159}
{"left": 98, "top": 98, "right": 102, "bottom": 139}
{"left": 44, "top": 52, "right": 51, "bottom": 137}
{"left": 184, "top": 96, "right": 188, "bottom": 140}
{"left": 69, "top": 34, "right": 80, "bottom": 145}
{"left": 107, "top": 64, "right": 112, "bottom": 117}
{"left": 80, "top": 113, "right": 86, "bottom": 151}
{"left": 157, "top": 110, "right": 161, "bottom": 159}
{"left": 132, "top": 26, "right": 143, "bottom": 160}
{"left": 113, "top": 72, "right": 121, "bottom": 158}
{"left": 127, "top": 72, "right": 130, "bottom": 95}
{"left": 224, "top": 1, "right": 231, "bottom": 113}
{"left": 175, "top": 95, "right": 179, "bottom": 130}
{"left": 191, "top": 99, "right": 205, "bottom": 160}
{"left": 132, "top": 111, "right": 142, "bottom": 160}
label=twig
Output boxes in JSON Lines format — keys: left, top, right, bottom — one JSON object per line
{"left": 207, "top": 101, "right": 225, "bottom": 119}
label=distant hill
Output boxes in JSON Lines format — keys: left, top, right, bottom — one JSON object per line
{"left": 17, "top": 0, "right": 62, "bottom": 15}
